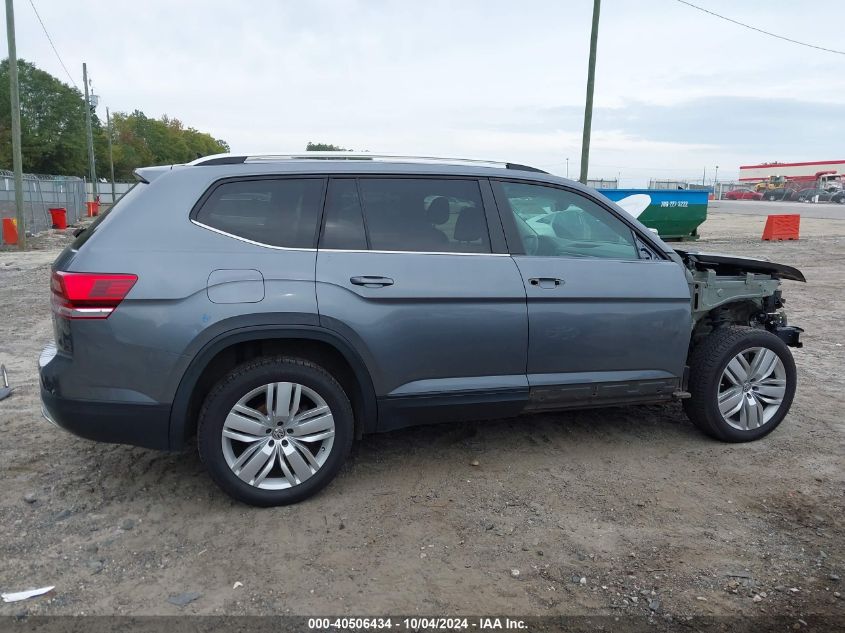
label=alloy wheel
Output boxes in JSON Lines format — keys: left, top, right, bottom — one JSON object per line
{"left": 221, "top": 382, "right": 335, "bottom": 490}
{"left": 717, "top": 347, "right": 787, "bottom": 431}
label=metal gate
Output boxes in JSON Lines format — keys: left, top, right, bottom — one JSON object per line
{"left": 0, "top": 170, "right": 86, "bottom": 242}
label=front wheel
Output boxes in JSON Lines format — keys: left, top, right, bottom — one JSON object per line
{"left": 684, "top": 326, "right": 797, "bottom": 442}
{"left": 197, "top": 356, "right": 354, "bottom": 506}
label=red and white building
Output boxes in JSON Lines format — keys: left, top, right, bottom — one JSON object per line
{"left": 739, "top": 160, "right": 845, "bottom": 188}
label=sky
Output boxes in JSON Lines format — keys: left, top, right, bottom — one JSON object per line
{"left": 4, "top": 0, "right": 844, "bottom": 186}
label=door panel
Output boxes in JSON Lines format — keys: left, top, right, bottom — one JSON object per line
{"left": 317, "top": 251, "right": 528, "bottom": 398}
{"left": 513, "top": 257, "right": 691, "bottom": 383}
{"left": 490, "top": 179, "right": 692, "bottom": 394}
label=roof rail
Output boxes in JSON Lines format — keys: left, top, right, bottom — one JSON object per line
{"left": 190, "top": 152, "right": 547, "bottom": 173}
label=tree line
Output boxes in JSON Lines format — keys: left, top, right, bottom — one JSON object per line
{"left": 0, "top": 59, "right": 229, "bottom": 180}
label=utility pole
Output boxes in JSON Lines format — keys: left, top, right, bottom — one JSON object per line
{"left": 579, "top": 0, "right": 601, "bottom": 185}
{"left": 5, "top": 0, "right": 26, "bottom": 249}
{"left": 566, "top": 158, "right": 569, "bottom": 179}
{"left": 82, "top": 63, "right": 97, "bottom": 201}
{"left": 702, "top": 166, "right": 706, "bottom": 186}
{"left": 106, "top": 107, "right": 116, "bottom": 204}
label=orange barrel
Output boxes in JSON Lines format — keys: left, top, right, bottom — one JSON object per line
{"left": 86, "top": 201, "right": 99, "bottom": 217}
{"left": 2, "top": 218, "right": 18, "bottom": 245}
{"left": 49, "top": 207, "right": 68, "bottom": 229}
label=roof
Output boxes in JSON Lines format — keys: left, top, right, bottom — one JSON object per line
{"left": 136, "top": 152, "right": 585, "bottom": 189}
{"left": 189, "top": 152, "right": 547, "bottom": 173}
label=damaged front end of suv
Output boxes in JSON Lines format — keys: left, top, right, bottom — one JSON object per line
{"left": 677, "top": 250, "right": 805, "bottom": 348}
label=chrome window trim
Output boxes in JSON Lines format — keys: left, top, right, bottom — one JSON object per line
{"left": 192, "top": 220, "right": 508, "bottom": 256}
{"left": 191, "top": 220, "right": 317, "bottom": 252}
{"left": 321, "top": 249, "right": 509, "bottom": 257}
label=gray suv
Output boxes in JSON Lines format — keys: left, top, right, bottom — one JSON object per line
{"left": 39, "top": 154, "right": 805, "bottom": 506}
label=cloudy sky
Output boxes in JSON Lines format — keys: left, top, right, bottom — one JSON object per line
{"left": 8, "top": 0, "right": 845, "bottom": 185}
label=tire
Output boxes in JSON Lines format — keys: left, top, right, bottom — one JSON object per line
{"left": 683, "top": 326, "right": 797, "bottom": 442}
{"left": 197, "top": 356, "right": 354, "bottom": 506}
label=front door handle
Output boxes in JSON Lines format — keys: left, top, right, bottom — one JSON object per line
{"left": 529, "top": 277, "right": 563, "bottom": 289}
{"left": 350, "top": 275, "right": 394, "bottom": 288}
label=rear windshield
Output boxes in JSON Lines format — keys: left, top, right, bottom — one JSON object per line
{"left": 70, "top": 183, "right": 145, "bottom": 250}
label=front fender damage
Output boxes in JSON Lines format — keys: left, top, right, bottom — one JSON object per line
{"left": 678, "top": 250, "right": 805, "bottom": 348}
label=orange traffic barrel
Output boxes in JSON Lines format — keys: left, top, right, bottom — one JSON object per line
{"left": 2, "top": 218, "right": 18, "bottom": 245}
{"left": 49, "top": 207, "right": 68, "bottom": 229}
{"left": 86, "top": 201, "right": 100, "bottom": 217}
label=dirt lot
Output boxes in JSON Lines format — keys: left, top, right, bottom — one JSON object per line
{"left": 1, "top": 213, "right": 843, "bottom": 624}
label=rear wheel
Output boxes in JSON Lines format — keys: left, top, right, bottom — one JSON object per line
{"left": 684, "top": 326, "right": 797, "bottom": 442}
{"left": 197, "top": 356, "right": 353, "bottom": 506}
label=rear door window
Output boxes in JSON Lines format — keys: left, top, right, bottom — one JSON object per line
{"left": 194, "top": 178, "right": 325, "bottom": 248}
{"left": 356, "top": 178, "right": 491, "bottom": 253}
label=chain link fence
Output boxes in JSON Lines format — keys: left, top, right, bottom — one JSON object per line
{"left": 648, "top": 179, "right": 713, "bottom": 191}
{"left": 587, "top": 178, "right": 618, "bottom": 189}
{"left": 0, "top": 170, "right": 86, "bottom": 242}
{"left": 86, "top": 181, "right": 133, "bottom": 204}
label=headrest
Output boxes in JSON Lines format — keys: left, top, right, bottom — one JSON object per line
{"left": 454, "top": 205, "right": 485, "bottom": 242}
{"left": 425, "top": 196, "right": 450, "bottom": 225}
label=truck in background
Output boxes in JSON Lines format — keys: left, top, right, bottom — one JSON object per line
{"left": 740, "top": 160, "right": 845, "bottom": 193}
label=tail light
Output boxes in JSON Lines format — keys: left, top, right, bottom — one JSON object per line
{"left": 51, "top": 271, "right": 137, "bottom": 319}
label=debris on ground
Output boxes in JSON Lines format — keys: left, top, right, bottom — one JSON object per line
{"left": 0, "top": 365, "right": 11, "bottom": 401}
{"left": 2, "top": 586, "right": 55, "bottom": 603}
{"left": 167, "top": 591, "right": 201, "bottom": 607}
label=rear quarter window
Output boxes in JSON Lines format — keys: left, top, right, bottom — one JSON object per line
{"left": 70, "top": 182, "right": 145, "bottom": 250}
{"left": 194, "top": 178, "right": 325, "bottom": 248}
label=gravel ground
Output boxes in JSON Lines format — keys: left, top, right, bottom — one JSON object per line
{"left": 0, "top": 213, "right": 843, "bottom": 624}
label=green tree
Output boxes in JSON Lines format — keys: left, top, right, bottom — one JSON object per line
{"left": 0, "top": 59, "right": 88, "bottom": 174}
{"left": 100, "top": 111, "right": 229, "bottom": 180}
{"left": 1, "top": 58, "right": 230, "bottom": 179}
{"left": 306, "top": 142, "right": 346, "bottom": 151}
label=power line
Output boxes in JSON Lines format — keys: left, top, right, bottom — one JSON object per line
{"left": 674, "top": 0, "right": 845, "bottom": 56}
{"left": 26, "top": 0, "right": 79, "bottom": 88}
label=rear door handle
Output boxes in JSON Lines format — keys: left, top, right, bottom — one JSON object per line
{"left": 529, "top": 277, "right": 563, "bottom": 289}
{"left": 350, "top": 275, "right": 394, "bottom": 288}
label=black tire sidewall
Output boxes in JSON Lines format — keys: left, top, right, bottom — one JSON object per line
{"left": 700, "top": 331, "right": 797, "bottom": 442}
{"left": 198, "top": 359, "right": 353, "bottom": 506}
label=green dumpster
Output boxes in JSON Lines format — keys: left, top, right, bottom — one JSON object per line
{"left": 598, "top": 189, "right": 708, "bottom": 241}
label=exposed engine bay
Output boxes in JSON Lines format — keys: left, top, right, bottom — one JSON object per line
{"left": 676, "top": 249, "right": 805, "bottom": 348}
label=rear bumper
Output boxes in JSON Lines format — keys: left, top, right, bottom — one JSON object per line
{"left": 40, "top": 389, "right": 171, "bottom": 450}
{"left": 39, "top": 342, "right": 171, "bottom": 450}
